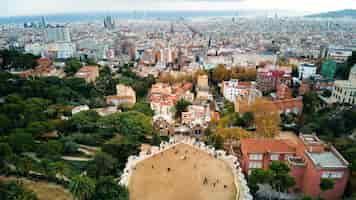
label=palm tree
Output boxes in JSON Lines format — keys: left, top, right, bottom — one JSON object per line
{"left": 69, "top": 175, "right": 95, "bottom": 200}
{"left": 51, "top": 161, "right": 70, "bottom": 181}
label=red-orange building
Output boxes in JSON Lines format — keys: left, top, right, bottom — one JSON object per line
{"left": 74, "top": 66, "right": 99, "bottom": 83}
{"left": 240, "top": 134, "right": 349, "bottom": 200}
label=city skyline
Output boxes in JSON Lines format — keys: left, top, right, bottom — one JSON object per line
{"left": 2, "top": 0, "right": 356, "bottom": 17}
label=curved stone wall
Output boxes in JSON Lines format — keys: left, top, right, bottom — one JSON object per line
{"left": 119, "top": 135, "right": 253, "bottom": 200}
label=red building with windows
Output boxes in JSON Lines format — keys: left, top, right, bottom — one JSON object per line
{"left": 240, "top": 134, "right": 349, "bottom": 200}
{"left": 256, "top": 66, "right": 292, "bottom": 93}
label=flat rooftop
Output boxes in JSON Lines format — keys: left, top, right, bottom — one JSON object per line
{"left": 307, "top": 151, "right": 347, "bottom": 168}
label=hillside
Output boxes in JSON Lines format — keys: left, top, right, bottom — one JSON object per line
{"left": 306, "top": 9, "right": 356, "bottom": 18}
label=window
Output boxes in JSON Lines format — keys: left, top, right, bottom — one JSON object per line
{"left": 270, "top": 154, "right": 279, "bottom": 161}
{"left": 249, "top": 154, "right": 263, "bottom": 160}
{"left": 249, "top": 161, "right": 262, "bottom": 169}
{"left": 322, "top": 171, "right": 343, "bottom": 179}
{"left": 285, "top": 154, "right": 293, "bottom": 160}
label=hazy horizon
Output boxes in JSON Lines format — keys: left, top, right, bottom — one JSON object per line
{"left": 2, "top": 0, "right": 356, "bottom": 17}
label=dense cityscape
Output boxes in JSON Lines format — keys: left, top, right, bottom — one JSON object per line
{"left": 1, "top": 2, "right": 356, "bottom": 200}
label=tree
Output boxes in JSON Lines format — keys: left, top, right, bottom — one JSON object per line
{"left": 69, "top": 175, "right": 95, "bottom": 200}
{"left": 8, "top": 131, "right": 34, "bottom": 153}
{"left": 206, "top": 134, "right": 224, "bottom": 150}
{"left": 93, "top": 176, "right": 129, "bottom": 200}
{"left": 249, "top": 98, "right": 281, "bottom": 138}
{"left": 64, "top": 58, "right": 82, "bottom": 76}
{"left": 248, "top": 169, "right": 273, "bottom": 194}
{"left": 36, "top": 140, "right": 63, "bottom": 158}
{"left": 303, "top": 92, "right": 321, "bottom": 115}
{"left": 0, "top": 49, "right": 39, "bottom": 70}
{"left": 212, "top": 64, "right": 230, "bottom": 83}
{"left": 174, "top": 99, "right": 192, "bottom": 119}
{"left": 51, "top": 161, "right": 70, "bottom": 179}
{"left": 132, "top": 102, "right": 154, "bottom": 116}
{"left": 95, "top": 66, "right": 116, "bottom": 96}
{"left": 102, "top": 136, "right": 140, "bottom": 170}
{"left": 39, "top": 159, "right": 56, "bottom": 178}
{"left": 216, "top": 127, "right": 250, "bottom": 149}
{"left": 320, "top": 178, "right": 335, "bottom": 195}
{"left": 99, "top": 111, "right": 153, "bottom": 140}
{"left": 0, "top": 180, "right": 38, "bottom": 200}
{"left": 151, "top": 133, "right": 162, "bottom": 146}
{"left": 222, "top": 101, "right": 235, "bottom": 116}
{"left": 300, "top": 196, "right": 313, "bottom": 200}
{"left": 0, "top": 143, "right": 13, "bottom": 172}
{"left": 88, "top": 152, "right": 117, "bottom": 178}
{"left": 70, "top": 110, "right": 100, "bottom": 133}
{"left": 15, "top": 157, "right": 34, "bottom": 177}
{"left": 269, "top": 161, "right": 295, "bottom": 193}
{"left": 336, "top": 51, "right": 356, "bottom": 79}
{"left": 26, "top": 121, "right": 55, "bottom": 138}
{"left": 63, "top": 140, "right": 79, "bottom": 154}
{"left": 242, "top": 112, "right": 255, "bottom": 127}
{"left": 0, "top": 114, "right": 11, "bottom": 133}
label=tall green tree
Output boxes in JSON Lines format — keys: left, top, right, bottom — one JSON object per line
{"left": 102, "top": 136, "right": 140, "bottom": 170}
{"left": 87, "top": 152, "right": 117, "bottom": 178}
{"left": 269, "top": 161, "right": 296, "bottom": 193}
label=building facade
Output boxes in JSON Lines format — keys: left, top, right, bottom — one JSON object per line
{"left": 181, "top": 104, "right": 211, "bottom": 136}
{"left": 240, "top": 134, "right": 349, "bottom": 200}
{"left": 106, "top": 84, "right": 136, "bottom": 107}
{"left": 256, "top": 66, "right": 292, "bottom": 93}
{"left": 45, "top": 26, "right": 71, "bottom": 43}
{"left": 74, "top": 66, "right": 99, "bottom": 83}
{"left": 298, "top": 63, "right": 317, "bottom": 80}
{"left": 331, "top": 64, "right": 356, "bottom": 105}
{"left": 222, "top": 79, "right": 254, "bottom": 102}
{"left": 321, "top": 59, "right": 337, "bottom": 79}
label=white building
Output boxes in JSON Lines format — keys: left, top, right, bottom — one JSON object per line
{"left": 299, "top": 63, "right": 317, "bottom": 80}
{"left": 222, "top": 80, "right": 256, "bottom": 103}
{"left": 25, "top": 42, "right": 75, "bottom": 59}
{"left": 54, "top": 43, "right": 76, "bottom": 59}
{"left": 45, "top": 26, "right": 71, "bottom": 43}
{"left": 182, "top": 104, "right": 211, "bottom": 130}
{"left": 331, "top": 64, "right": 356, "bottom": 105}
{"left": 25, "top": 43, "right": 45, "bottom": 56}
{"left": 222, "top": 79, "right": 240, "bottom": 102}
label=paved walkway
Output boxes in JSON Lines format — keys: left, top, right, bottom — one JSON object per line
{"left": 61, "top": 156, "right": 93, "bottom": 162}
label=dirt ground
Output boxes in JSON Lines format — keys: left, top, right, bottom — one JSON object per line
{"left": 129, "top": 143, "right": 237, "bottom": 200}
{"left": 0, "top": 176, "right": 73, "bottom": 200}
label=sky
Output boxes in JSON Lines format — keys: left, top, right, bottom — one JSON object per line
{"left": 2, "top": 0, "right": 356, "bottom": 17}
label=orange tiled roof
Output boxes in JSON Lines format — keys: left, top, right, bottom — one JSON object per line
{"left": 241, "top": 139, "right": 296, "bottom": 154}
